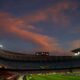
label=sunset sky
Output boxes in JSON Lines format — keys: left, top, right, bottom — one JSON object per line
{"left": 0, "top": 0, "right": 80, "bottom": 54}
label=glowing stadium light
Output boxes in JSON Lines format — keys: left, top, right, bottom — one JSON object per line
{"left": 78, "top": 52, "right": 80, "bottom": 55}
{"left": 0, "top": 44, "right": 3, "bottom": 48}
{"left": 74, "top": 52, "right": 80, "bottom": 56}
{"left": 74, "top": 53, "right": 78, "bottom": 56}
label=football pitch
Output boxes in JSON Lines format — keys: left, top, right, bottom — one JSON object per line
{"left": 18, "top": 73, "right": 80, "bottom": 80}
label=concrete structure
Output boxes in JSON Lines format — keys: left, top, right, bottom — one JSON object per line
{"left": 72, "top": 48, "right": 80, "bottom": 56}
{"left": 0, "top": 49, "right": 80, "bottom": 70}
{"left": 72, "top": 48, "right": 80, "bottom": 53}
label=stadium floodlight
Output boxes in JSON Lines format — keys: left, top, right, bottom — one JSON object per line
{"left": 78, "top": 52, "right": 80, "bottom": 55}
{"left": 0, "top": 44, "right": 3, "bottom": 48}
{"left": 74, "top": 52, "right": 80, "bottom": 56}
{"left": 74, "top": 53, "right": 78, "bottom": 56}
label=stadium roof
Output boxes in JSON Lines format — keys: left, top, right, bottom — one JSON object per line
{"left": 0, "top": 49, "right": 74, "bottom": 61}
{"left": 71, "top": 48, "right": 80, "bottom": 53}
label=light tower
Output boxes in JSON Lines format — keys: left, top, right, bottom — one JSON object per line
{"left": 0, "top": 44, "right": 3, "bottom": 49}
{"left": 71, "top": 48, "right": 80, "bottom": 56}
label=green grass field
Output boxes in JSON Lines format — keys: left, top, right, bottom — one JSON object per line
{"left": 18, "top": 73, "right": 80, "bottom": 80}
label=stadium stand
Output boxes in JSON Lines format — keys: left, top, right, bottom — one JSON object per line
{"left": 0, "top": 49, "right": 80, "bottom": 70}
{"left": 0, "top": 48, "right": 80, "bottom": 80}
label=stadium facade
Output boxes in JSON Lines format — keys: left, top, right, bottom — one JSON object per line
{"left": 0, "top": 49, "right": 80, "bottom": 71}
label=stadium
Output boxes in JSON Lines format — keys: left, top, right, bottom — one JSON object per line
{"left": 0, "top": 48, "right": 80, "bottom": 80}
{"left": 0, "top": 0, "right": 80, "bottom": 79}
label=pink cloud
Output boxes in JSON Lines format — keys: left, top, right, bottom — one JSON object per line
{"left": 0, "top": 1, "right": 79, "bottom": 53}
{"left": 46, "top": 1, "right": 79, "bottom": 26}
{"left": 70, "top": 27, "right": 80, "bottom": 34}
{"left": 0, "top": 12, "right": 62, "bottom": 52}
{"left": 21, "top": 1, "right": 79, "bottom": 28}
